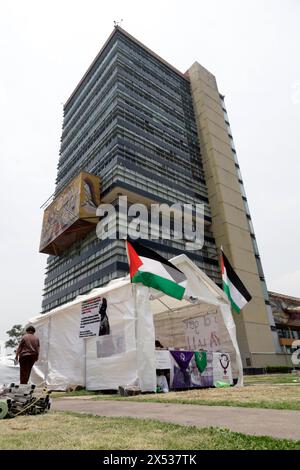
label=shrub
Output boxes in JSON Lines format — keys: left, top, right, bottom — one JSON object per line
{"left": 265, "top": 366, "right": 291, "bottom": 374}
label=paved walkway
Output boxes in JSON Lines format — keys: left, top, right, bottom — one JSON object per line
{"left": 52, "top": 397, "right": 300, "bottom": 440}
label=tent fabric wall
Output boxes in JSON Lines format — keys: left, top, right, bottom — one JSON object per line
{"left": 153, "top": 303, "right": 241, "bottom": 383}
{"left": 218, "top": 303, "right": 243, "bottom": 386}
{"left": 151, "top": 255, "right": 243, "bottom": 385}
{"left": 47, "top": 304, "right": 84, "bottom": 390}
{"left": 31, "top": 280, "right": 157, "bottom": 392}
{"left": 29, "top": 255, "right": 243, "bottom": 391}
{"left": 86, "top": 284, "right": 139, "bottom": 391}
{"left": 84, "top": 283, "right": 156, "bottom": 392}
{"left": 31, "top": 303, "right": 84, "bottom": 390}
{"left": 135, "top": 285, "right": 157, "bottom": 392}
{"left": 171, "top": 255, "right": 243, "bottom": 384}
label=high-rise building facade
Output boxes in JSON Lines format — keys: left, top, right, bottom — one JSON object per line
{"left": 41, "top": 27, "right": 284, "bottom": 368}
{"left": 42, "top": 27, "right": 221, "bottom": 312}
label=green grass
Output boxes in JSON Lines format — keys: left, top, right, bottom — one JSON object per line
{"left": 244, "top": 373, "right": 300, "bottom": 385}
{"left": 92, "top": 394, "right": 300, "bottom": 411}
{"left": 52, "top": 389, "right": 98, "bottom": 398}
{"left": 52, "top": 373, "right": 300, "bottom": 399}
{"left": 0, "top": 411, "right": 299, "bottom": 450}
{"left": 51, "top": 374, "right": 300, "bottom": 410}
{"left": 89, "top": 379, "right": 300, "bottom": 411}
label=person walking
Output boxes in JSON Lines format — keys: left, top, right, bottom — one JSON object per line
{"left": 15, "top": 325, "right": 40, "bottom": 384}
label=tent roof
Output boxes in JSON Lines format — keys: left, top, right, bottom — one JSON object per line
{"left": 170, "top": 254, "right": 228, "bottom": 303}
{"left": 31, "top": 276, "right": 130, "bottom": 322}
{"left": 30, "top": 254, "right": 228, "bottom": 323}
{"left": 150, "top": 254, "right": 229, "bottom": 315}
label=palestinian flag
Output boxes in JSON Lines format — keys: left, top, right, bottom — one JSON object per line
{"left": 126, "top": 239, "right": 187, "bottom": 300}
{"left": 221, "top": 249, "right": 252, "bottom": 313}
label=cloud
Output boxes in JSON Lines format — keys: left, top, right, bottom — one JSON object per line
{"left": 269, "top": 270, "right": 300, "bottom": 298}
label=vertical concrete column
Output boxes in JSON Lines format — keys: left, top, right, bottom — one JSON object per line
{"left": 188, "top": 62, "right": 276, "bottom": 368}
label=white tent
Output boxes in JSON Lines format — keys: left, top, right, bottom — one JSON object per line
{"left": 30, "top": 254, "right": 243, "bottom": 391}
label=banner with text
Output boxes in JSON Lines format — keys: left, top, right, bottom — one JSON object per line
{"left": 79, "top": 296, "right": 109, "bottom": 338}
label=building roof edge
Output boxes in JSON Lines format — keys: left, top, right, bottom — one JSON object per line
{"left": 65, "top": 26, "right": 189, "bottom": 109}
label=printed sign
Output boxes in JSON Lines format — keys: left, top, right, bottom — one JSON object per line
{"left": 212, "top": 352, "right": 233, "bottom": 385}
{"left": 79, "top": 296, "right": 109, "bottom": 338}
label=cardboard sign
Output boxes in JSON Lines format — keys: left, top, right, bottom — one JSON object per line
{"left": 183, "top": 312, "right": 221, "bottom": 351}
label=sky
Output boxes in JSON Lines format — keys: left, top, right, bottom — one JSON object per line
{"left": 0, "top": 0, "right": 299, "bottom": 342}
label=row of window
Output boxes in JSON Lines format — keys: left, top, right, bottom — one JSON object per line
{"left": 44, "top": 227, "right": 220, "bottom": 296}
{"left": 44, "top": 251, "right": 221, "bottom": 303}
{"left": 64, "top": 40, "right": 120, "bottom": 126}
{"left": 59, "top": 94, "right": 119, "bottom": 175}
{"left": 44, "top": 242, "right": 122, "bottom": 291}
{"left": 117, "top": 35, "right": 188, "bottom": 89}
{"left": 119, "top": 93, "right": 198, "bottom": 142}
{"left": 61, "top": 78, "right": 119, "bottom": 159}
{"left": 101, "top": 166, "right": 210, "bottom": 212}
{"left": 56, "top": 124, "right": 118, "bottom": 189}
{"left": 63, "top": 34, "right": 192, "bottom": 140}
{"left": 117, "top": 124, "right": 202, "bottom": 177}
{"left": 277, "top": 328, "right": 300, "bottom": 340}
{"left": 118, "top": 59, "right": 192, "bottom": 118}
{"left": 42, "top": 269, "right": 125, "bottom": 313}
{"left": 43, "top": 252, "right": 126, "bottom": 298}
{"left": 118, "top": 39, "right": 188, "bottom": 95}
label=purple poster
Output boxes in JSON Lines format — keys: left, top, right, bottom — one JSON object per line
{"left": 171, "top": 351, "right": 194, "bottom": 370}
{"left": 170, "top": 350, "right": 213, "bottom": 389}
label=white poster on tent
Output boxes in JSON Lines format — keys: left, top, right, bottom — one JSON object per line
{"left": 183, "top": 311, "right": 221, "bottom": 351}
{"left": 155, "top": 350, "right": 172, "bottom": 369}
{"left": 96, "top": 324, "right": 125, "bottom": 358}
{"left": 79, "top": 296, "right": 109, "bottom": 338}
{"left": 212, "top": 352, "right": 233, "bottom": 385}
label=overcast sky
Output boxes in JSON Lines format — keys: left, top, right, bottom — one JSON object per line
{"left": 0, "top": 0, "right": 299, "bottom": 342}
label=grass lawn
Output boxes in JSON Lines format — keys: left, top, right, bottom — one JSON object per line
{"left": 91, "top": 383, "right": 300, "bottom": 410}
{"left": 51, "top": 374, "right": 300, "bottom": 410}
{"left": 0, "top": 411, "right": 299, "bottom": 450}
{"left": 244, "top": 373, "right": 300, "bottom": 385}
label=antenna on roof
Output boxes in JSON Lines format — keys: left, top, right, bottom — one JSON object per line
{"left": 113, "top": 19, "right": 123, "bottom": 28}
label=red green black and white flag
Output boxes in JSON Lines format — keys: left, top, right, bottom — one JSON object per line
{"left": 221, "top": 249, "right": 252, "bottom": 313}
{"left": 126, "top": 239, "right": 187, "bottom": 300}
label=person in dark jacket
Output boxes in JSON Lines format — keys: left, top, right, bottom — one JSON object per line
{"left": 15, "top": 325, "right": 40, "bottom": 384}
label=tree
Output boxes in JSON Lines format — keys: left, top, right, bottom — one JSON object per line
{"left": 5, "top": 324, "right": 25, "bottom": 350}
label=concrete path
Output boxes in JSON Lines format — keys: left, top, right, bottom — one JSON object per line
{"left": 52, "top": 397, "right": 300, "bottom": 441}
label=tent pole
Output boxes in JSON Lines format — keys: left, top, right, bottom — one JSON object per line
{"left": 46, "top": 316, "right": 51, "bottom": 386}
{"left": 157, "top": 298, "right": 174, "bottom": 312}
{"left": 84, "top": 338, "right": 87, "bottom": 389}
